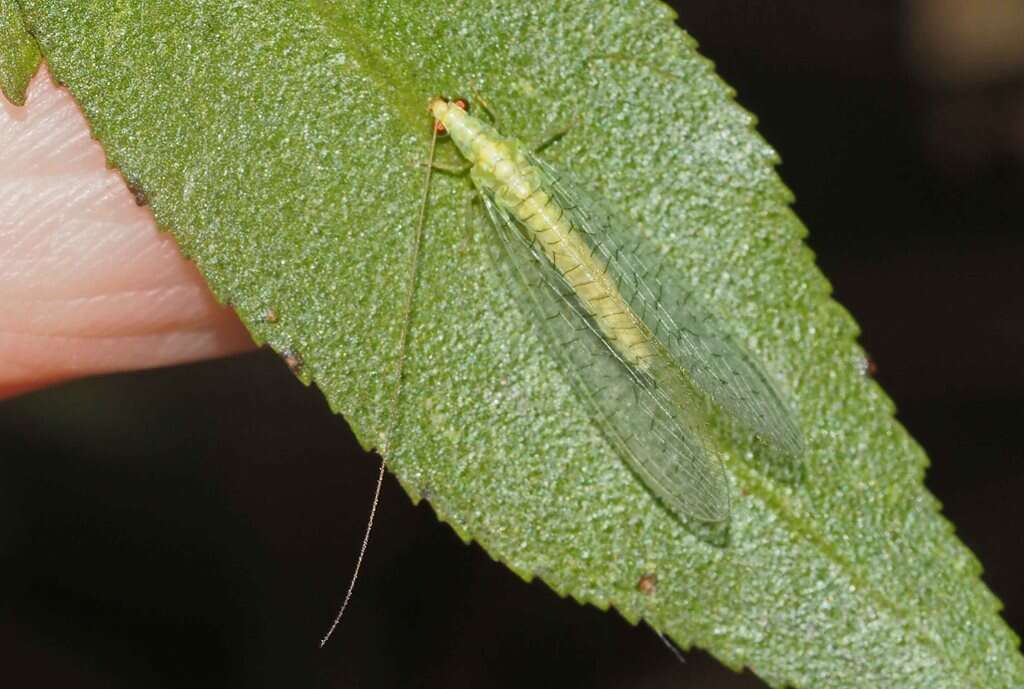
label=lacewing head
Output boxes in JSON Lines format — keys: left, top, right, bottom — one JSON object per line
{"left": 429, "top": 96, "right": 469, "bottom": 136}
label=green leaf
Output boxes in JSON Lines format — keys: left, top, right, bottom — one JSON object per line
{"left": 0, "top": 0, "right": 41, "bottom": 105}
{"left": 16, "top": 1, "right": 1022, "bottom": 686}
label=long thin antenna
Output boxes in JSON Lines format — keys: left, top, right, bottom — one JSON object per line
{"left": 657, "top": 631, "right": 688, "bottom": 665}
{"left": 320, "top": 125, "right": 440, "bottom": 648}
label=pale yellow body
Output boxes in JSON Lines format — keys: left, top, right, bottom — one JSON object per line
{"left": 429, "top": 98, "right": 654, "bottom": 368}
{"left": 425, "top": 97, "right": 804, "bottom": 525}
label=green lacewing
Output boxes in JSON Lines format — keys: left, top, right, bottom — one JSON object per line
{"left": 320, "top": 94, "right": 804, "bottom": 647}
{"left": 424, "top": 96, "right": 804, "bottom": 524}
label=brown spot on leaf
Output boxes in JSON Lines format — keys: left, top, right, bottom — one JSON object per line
{"left": 281, "top": 349, "right": 303, "bottom": 375}
{"left": 637, "top": 573, "right": 657, "bottom": 595}
{"left": 865, "top": 355, "right": 878, "bottom": 377}
{"left": 127, "top": 182, "right": 148, "bottom": 206}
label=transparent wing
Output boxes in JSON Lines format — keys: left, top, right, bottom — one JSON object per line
{"left": 526, "top": 152, "right": 805, "bottom": 462}
{"left": 477, "top": 191, "right": 730, "bottom": 524}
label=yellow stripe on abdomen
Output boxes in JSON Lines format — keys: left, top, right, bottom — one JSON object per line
{"left": 456, "top": 115, "right": 655, "bottom": 369}
{"left": 507, "top": 185, "right": 654, "bottom": 368}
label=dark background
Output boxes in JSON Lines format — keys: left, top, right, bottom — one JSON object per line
{"left": 3, "top": 3, "right": 1022, "bottom": 687}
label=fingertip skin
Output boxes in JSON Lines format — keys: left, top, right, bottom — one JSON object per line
{"left": 0, "top": 64, "right": 253, "bottom": 398}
